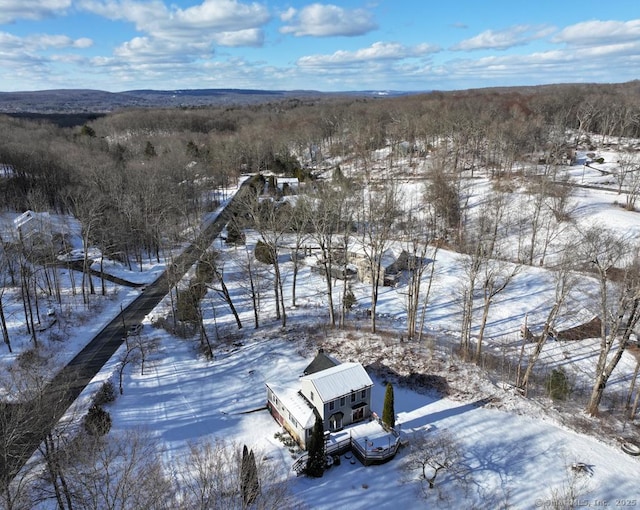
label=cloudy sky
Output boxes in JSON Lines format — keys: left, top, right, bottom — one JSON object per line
{"left": 1, "top": 0, "right": 638, "bottom": 92}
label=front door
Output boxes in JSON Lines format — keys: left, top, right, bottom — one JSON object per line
{"left": 352, "top": 406, "right": 365, "bottom": 423}
{"left": 329, "top": 412, "right": 344, "bottom": 431}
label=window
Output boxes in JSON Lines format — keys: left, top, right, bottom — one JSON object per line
{"left": 361, "top": 389, "right": 366, "bottom": 399}
{"left": 350, "top": 392, "right": 356, "bottom": 403}
{"left": 310, "top": 391, "right": 314, "bottom": 401}
{"left": 329, "top": 400, "right": 335, "bottom": 411}
{"left": 340, "top": 397, "right": 346, "bottom": 406}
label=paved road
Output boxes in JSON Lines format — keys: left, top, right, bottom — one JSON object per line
{"left": 1, "top": 176, "right": 258, "bottom": 483}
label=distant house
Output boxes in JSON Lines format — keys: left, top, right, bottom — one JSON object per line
{"left": 12, "top": 210, "right": 62, "bottom": 252}
{"left": 346, "top": 241, "right": 409, "bottom": 286}
{"left": 266, "top": 351, "right": 373, "bottom": 450}
{"left": 13, "top": 210, "right": 51, "bottom": 241}
{"left": 10, "top": 210, "right": 76, "bottom": 260}
{"left": 275, "top": 177, "right": 300, "bottom": 194}
{"left": 309, "top": 259, "right": 357, "bottom": 281}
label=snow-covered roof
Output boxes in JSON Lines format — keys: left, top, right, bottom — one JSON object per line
{"left": 12, "top": 210, "right": 55, "bottom": 231}
{"left": 346, "top": 239, "right": 404, "bottom": 266}
{"left": 380, "top": 247, "right": 400, "bottom": 269}
{"left": 275, "top": 177, "right": 299, "bottom": 185}
{"left": 13, "top": 210, "right": 36, "bottom": 229}
{"left": 266, "top": 382, "right": 316, "bottom": 429}
{"left": 301, "top": 362, "right": 373, "bottom": 402}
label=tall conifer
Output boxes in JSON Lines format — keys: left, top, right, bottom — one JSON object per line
{"left": 306, "top": 414, "right": 325, "bottom": 477}
{"left": 382, "top": 382, "right": 395, "bottom": 429}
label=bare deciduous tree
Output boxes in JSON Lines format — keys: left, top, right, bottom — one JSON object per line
{"left": 63, "top": 429, "right": 172, "bottom": 510}
{"left": 518, "top": 248, "right": 576, "bottom": 392}
{"left": 404, "top": 430, "right": 471, "bottom": 502}
{"left": 175, "top": 438, "right": 297, "bottom": 510}
{"left": 459, "top": 194, "right": 507, "bottom": 360}
{"left": 201, "top": 250, "right": 242, "bottom": 330}
{"left": 306, "top": 183, "right": 355, "bottom": 327}
{"left": 398, "top": 209, "right": 435, "bottom": 340}
{"left": 578, "top": 227, "right": 640, "bottom": 416}
{"left": 357, "top": 181, "right": 403, "bottom": 333}
{"left": 475, "top": 258, "right": 520, "bottom": 363}
{"left": 0, "top": 247, "right": 13, "bottom": 352}
{"left": 243, "top": 187, "right": 290, "bottom": 327}
{"left": 288, "top": 197, "right": 312, "bottom": 309}
{"left": 615, "top": 151, "right": 640, "bottom": 210}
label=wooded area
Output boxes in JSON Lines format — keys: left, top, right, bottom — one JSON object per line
{"left": 2, "top": 81, "right": 640, "bottom": 508}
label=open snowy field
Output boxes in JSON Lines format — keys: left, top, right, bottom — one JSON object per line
{"left": 86, "top": 306, "right": 640, "bottom": 509}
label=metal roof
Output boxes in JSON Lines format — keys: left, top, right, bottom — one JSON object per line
{"left": 301, "top": 362, "right": 373, "bottom": 402}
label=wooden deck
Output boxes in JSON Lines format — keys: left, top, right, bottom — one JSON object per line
{"left": 291, "top": 417, "right": 402, "bottom": 475}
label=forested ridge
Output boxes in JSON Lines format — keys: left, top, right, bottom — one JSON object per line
{"left": 2, "top": 82, "right": 639, "bottom": 265}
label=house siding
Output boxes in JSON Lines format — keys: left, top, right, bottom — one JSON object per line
{"left": 324, "top": 387, "right": 370, "bottom": 430}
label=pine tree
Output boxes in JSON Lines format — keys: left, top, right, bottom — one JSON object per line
{"left": 226, "top": 219, "right": 245, "bottom": 245}
{"left": 254, "top": 239, "right": 276, "bottom": 265}
{"left": 546, "top": 368, "right": 570, "bottom": 401}
{"left": 84, "top": 404, "right": 112, "bottom": 436}
{"left": 241, "top": 445, "right": 259, "bottom": 507}
{"left": 305, "top": 414, "right": 325, "bottom": 477}
{"left": 382, "top": 382, "right": 395, "bottom": 429}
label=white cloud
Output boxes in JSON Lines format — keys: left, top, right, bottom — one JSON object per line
{"left": 280, "top": 3, "right": 377, "bottom": 37}
{"left": 552, "top": 19, "right": 640, "bottom": 46}
{"left": 29, "top": 34, "right": 94, "bottom": 49}
{"left": 451, "top": 25, "right": 550, "bottom": 51}
{"left": 435, "top": 40, "right": 640, "bottom": 85}
{"left": 279, "top": 7, "right": 296, "bottom": 23}
{"left": 0, "top": 31, "right": 88, "bottom": 90}
{"left": 297, "top": 41, "right": 439, "bottom": 67}
{"left": 0, "top": 0, "right": 71, "bottom": 24}
{"left": 75, "top": 0, "right": 269, "bottom": 71}
{"left": 212, "top": 29, "right": 264, "bottom": 47}
{"left": 0, "top": 31, "right": 93, "bottom": 51}
{"left": 0, "top": 32, "right": 25, "bottom": 51}
{"left": 73, "top": 38, "right": 94, "bottom": 49}
{"left": 171, "top": 0, "right": 269, "bottom": 32}
{"left": 78, "top": 0, "right": 269, "bottom": 43}
{"left": 113, "top": 37, "right": 208, "bottom": 64}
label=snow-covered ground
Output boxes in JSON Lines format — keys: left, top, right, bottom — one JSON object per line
{"left": 3, "top": 149, "right": 640, "bottom": 508}
{"left": 83, "top": 308, "right": 640, "bottom": 509}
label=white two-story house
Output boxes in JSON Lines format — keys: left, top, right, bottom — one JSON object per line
{"left": 266, "top": 351, "right": 373, "bottom": 450}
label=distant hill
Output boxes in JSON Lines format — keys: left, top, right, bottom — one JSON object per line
{"left": 0, "top": 88, "right": 414, "bottom": 117}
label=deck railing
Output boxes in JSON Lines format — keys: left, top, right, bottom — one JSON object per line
{"left": 292, "top": 428, "right": 400, "bottom": 474}
{"left": 351, "top": 435, "right": 400, "bottom": 465}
